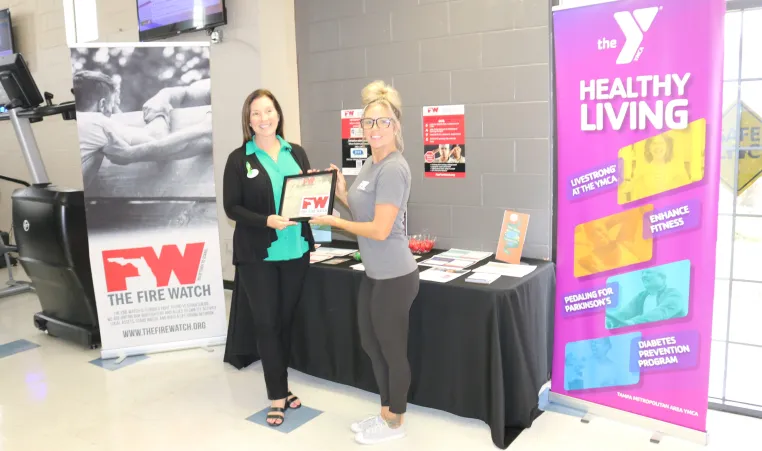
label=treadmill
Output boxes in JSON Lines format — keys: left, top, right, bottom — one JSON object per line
{"left": 0, "top": 52, "right": 100, "bottom": 348}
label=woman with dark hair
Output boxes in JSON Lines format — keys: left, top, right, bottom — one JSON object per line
{"left": 222, "top": 89, "right": 314, "bottom": 427}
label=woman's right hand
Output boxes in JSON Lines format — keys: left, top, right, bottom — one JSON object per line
{"left": 267, "top": 215, "right": 296, "bottom": 230}
{"left": 330, "top": 164, "right": 347, "bottom": 198}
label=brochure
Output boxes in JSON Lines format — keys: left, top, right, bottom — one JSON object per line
{"left": 465, "top": 272, "right": 501, "bottom": 285}
{"left": 419, "top": 267, "right": 470, "bottom": 283}
{"left": 473, "top": 261, "right": 536, "bottom": 278}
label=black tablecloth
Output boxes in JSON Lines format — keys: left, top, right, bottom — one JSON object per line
{"left": 224, "top": 244, "right": 556, "bottom": 449}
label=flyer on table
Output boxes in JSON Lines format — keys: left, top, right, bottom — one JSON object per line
{"left": 551, "top": 0, "right": 724, "bottom": 433}
{"left": 423, "top": 105, "right": 466, "bottom": 178}
{"left": 341, "top": 109, "right": 371, "bottom": 176}
{"left": 496, "top": 210, "right": 530, "bottom": 265}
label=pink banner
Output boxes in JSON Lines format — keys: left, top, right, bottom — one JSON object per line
{"left": 551, "top": 0, "right": 725, "bottom": 431}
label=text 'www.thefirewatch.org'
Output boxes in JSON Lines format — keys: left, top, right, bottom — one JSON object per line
{"left": 123, "top": 322, "right": 206, "bottom": 338}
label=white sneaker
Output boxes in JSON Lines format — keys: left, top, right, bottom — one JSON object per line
{"left": 354, "top": 421, "right": 406, "bottom": 445}
{"left": 350, "top": 414, "right": 382, "bottom": 433}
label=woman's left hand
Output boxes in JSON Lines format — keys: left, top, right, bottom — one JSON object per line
{"left": 310, "top": 215, "right": 337, "bottom": 227}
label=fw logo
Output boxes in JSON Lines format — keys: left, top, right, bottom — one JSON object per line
{"left": 103, "top": 243, "right": 205, "bottom": 292}
{"left": 300, "top": 196, "right": 330, "bottom": 216}
{"left": 598, "top": 6, "right": 659, "bottom": 65}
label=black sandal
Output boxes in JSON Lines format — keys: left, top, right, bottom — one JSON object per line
{"left": 286, "top": 391, "right": 302, "bottom": 409}
{"left": 266, "top": 407, "right": 286, "bottom": 427}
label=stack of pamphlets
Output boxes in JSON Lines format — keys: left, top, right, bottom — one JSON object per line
{"left": 419, "top": 267, "right": 470, "bottom": 283}
{"left": 310, "top": 247, "right": 357, "bottom": 264}
{"left": 419, "top": 249, "right": 493, "bottom": 270}
{"left": 465, "top": 272, "right": 501, "bottom": 284}
{"left": 472, "top": 261, "right": 536, "bottom": 278}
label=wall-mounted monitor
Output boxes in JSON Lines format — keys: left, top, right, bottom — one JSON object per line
{"left": 0, "top": 9, "right": 16, "bottom": 58}
{"left": 138, "top": 0, "right": 227, "bottom": 42}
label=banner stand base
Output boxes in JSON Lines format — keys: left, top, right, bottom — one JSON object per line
{"left": 548, "top": 391, "right": 708, "bottom": 446}
{"left": 100, "top": 336, "right": 226, "bottom": 360}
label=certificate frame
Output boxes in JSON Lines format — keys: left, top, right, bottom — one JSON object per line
{"left": 279, "top": 170, "right": 337, "bottom": 222}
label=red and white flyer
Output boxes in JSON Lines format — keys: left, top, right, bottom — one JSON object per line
{"left": 423, "top": 104, "right": 466, "bottom": 178}
{"left": 341, "top": 109, "right": 371, "bottom": 176}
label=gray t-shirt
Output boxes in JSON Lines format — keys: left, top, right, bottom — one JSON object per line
{"left": 347, "top": 151, "right": 417, "bottom": 280}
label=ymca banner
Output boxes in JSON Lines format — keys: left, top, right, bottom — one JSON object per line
{"left": 551, "top": 0, "right": 724, "bottom": 436}
{"left": 69, "top": 43, "right": 227, "bottom": 359}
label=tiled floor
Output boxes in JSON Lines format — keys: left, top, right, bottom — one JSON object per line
{"left": 0, "top": 266, "right": 760, "bottom": 450}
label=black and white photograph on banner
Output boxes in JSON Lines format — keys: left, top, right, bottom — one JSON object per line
{"left": 70, "top": 45, "right": 214, "bottom": 200}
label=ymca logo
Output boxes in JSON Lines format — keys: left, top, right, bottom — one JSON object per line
{"left": 300, "top": 196, "right": 330, "bottom": 216}
{"left": 102, "top": 243, "right": 205, "bottom": 292}
{"left": 598, "top": 6, "right": 660, "bottom": 64}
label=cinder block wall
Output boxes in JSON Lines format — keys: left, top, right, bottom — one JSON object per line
{"left": 293, "top": 0, "right": 554, "bottom": 258}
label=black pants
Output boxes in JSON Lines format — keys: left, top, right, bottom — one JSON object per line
{"left": 358, "top": 269, "right": 420, "bottom": 414}
{"left": 238, "top": 253, "right": 309, "bottom": 400}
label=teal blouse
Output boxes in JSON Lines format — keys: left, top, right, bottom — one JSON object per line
{"left": 246, "top": 136, "right": 309, "bottom": 261}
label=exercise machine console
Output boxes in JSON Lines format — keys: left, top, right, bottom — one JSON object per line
{"left": 0, "top": 53, "right": 100, "bottom": 348}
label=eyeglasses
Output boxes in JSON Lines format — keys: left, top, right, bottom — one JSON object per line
{"left": 360, "top": 117, "right": 393, "bottom": 129}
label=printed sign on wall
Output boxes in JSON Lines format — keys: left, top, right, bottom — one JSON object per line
{"left": 423, "top": 105, "right": 466, "bottom": 178}
{"left": 341, "top": 109, "right": 371, "bottom": 176}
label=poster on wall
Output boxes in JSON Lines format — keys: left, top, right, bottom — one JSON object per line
{"left": 70, "top": 43, "right": 228, "bottom": 359}
{"left": 341, "top": 109, "right": 371, "bottom": 176}
{"left": 423, "top": 104, "right": 465, "bottom": 178}
{"left": 550, "top": 0, "right": 724, "bottom": 439}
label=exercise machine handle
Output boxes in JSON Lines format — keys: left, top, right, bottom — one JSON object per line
{"left": 0, "top": 175, "right": 30, "bottom": 187}
{"left": 0, "top": 95, "right": 76, "bottom": 122}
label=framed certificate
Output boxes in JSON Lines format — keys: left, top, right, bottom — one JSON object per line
{"left": 279, "top": 170, "right": 337, "bottom": 222}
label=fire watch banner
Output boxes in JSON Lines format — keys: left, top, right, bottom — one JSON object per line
{"left": 70, "top": 43, "right": 227, "bottom": 359}
{"left": 551, "top": 0, "right": 724, "bottom": 435}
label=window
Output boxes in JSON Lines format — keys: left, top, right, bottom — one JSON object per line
{"left": 710, "top": 1, "right": 762, "bottom": 419}
{"left": 63, "top": 0, "right": 99, "bottom": 46}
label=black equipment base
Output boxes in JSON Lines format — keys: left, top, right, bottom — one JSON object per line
{"left": 33, "top": 312, "right": 101, "bottom": 349}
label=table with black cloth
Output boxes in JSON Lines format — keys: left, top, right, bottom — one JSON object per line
{"left": 223, "top": 243, "right": 556, "bottom": 449}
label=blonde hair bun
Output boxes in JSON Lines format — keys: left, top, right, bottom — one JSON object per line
{"left": 361, "top": 80, "right": 402, "bottom": 118}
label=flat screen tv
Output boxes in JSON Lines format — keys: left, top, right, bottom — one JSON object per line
{"left": 0, "top": 9, "right": 15, "bottom": 58}
{"left": 137, "top": 0, "right": 227, "bottom": 42}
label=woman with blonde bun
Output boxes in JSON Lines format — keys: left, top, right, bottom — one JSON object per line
{"left": 310, "top": 80, "right": 419, "bottom": 445}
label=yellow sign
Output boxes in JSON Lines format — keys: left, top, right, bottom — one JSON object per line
{"left": 721, "top": 102, "right": 762, "bottom": 195}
